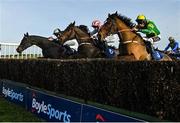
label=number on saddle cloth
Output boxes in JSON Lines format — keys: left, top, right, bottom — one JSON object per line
{"left": 105, "top": 46, "right": 116, "bottom": 58}
{"left": 152, "top": 50, "right": 164, "bottom": 60}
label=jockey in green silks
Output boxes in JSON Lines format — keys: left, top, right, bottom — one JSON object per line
{"left": 133, "top": 14, "right": 162, "bottom": 60}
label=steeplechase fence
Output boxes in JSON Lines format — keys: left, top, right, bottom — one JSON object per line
{"left": 0, "top": 42, "right": 42, "bottom": 59}
{"left": 0, "top": 58, "right": 179, "bottom": 121}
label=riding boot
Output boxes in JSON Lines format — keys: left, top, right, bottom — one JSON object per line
{"left": 144, "top": 41, "right": 156, "bottom": 60}
{"left": 150, "top": 44, "right": 157, "bottom": 60}
{"left": 64, "top": 45, "right": 75, "bottom": 55}
{"left": 97, "top": 40, "right": 106, "bottom": 51}
{"left": 103, "top": 41, "right": 108, "bottom": 51}
{"left": 150, "top": 44, "right": 155, "bottom": 54}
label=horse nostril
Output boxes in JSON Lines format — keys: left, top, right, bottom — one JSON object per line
{"left": 16, "top": 47, "right": 22, "bottom": 53}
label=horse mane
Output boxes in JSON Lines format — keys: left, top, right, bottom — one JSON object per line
{"left": 28, "top": 35, "right": 61, "bottom": 46}
{"left": 30, "top": 35, "right": 48, "bottom": 40}
{"left": 77, "top": 25, "right": 89, "bottom": 34}
{"left": 63, "top": 22, "right": 75, "bottom": 32}
{"left": 111, "top": 13, "right": 135, "bottom": 28}
{"left": 65, "top": 23, "right": 90, "bottom": 34}
{"left": 111, "top": 12, "right": 143, "bottom": 40}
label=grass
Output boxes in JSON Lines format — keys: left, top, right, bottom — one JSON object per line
{"left": 0, "top": 96, "right": 44, "bottom": 122}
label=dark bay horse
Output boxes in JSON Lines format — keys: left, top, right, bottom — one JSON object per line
{"left": 98, "top": 12, "right": 172, "bottom": 61}
{"left": 58, "top": 22, "right": 104, "bottom": 58}
{"left": 16, "top": 33, "right": 74, "bottom": 59}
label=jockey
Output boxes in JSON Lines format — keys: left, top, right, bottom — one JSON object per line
{"left": 90, "top": 20, "right": 102, "bottom": 38}
{"left": 133, "top": 14, "right": 161, "bottom": 60}
{"left": 164, "top": 37, "right": 180, "bottom": 57}
{"left": 53, "top": 28, "right": 62, "bottom": 39}
{"left": 51, "top": 28, "right": 78, "bottom": 55}
{"left": 48, "top": 28, "right": 62, "bottom": 44}
{"left": 90, "top": 20, "right": 105, "bottom": 48}
{"left": 164, "top": 37, "right": 179, "bottom": 53}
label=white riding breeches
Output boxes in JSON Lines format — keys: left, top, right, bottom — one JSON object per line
{"left": 104, "top": 34, "right": 120, "bottom": 49}
{"left": 63, "top": 39, "right": 79, "bottom": 51}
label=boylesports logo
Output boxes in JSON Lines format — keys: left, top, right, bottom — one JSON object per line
{"left": 2, "top": 86, "right": 24, "bottom": 102}
{"left": 31, "top": 92, "right": 71, "bottom": 123}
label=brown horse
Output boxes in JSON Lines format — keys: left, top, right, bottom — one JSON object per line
{"left": 58, "top": 22, "right": 104, "bottom": 58}
{"left": 98, "top": 12, "right": 172, "bottom": 61}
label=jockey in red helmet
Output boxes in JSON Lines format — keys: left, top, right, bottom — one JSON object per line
{"left": 90, "top": 20, "right": 102, "bottom": 37}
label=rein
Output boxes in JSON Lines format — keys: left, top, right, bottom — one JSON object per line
{"left": 75, "top": 31, "right": 93, "bottom": 47}
{"left": 118, "top": 29, "right": 133, "bottom": 33}
{"left": 78, "top": 37, "right": 93, "bottom": 47}
{"left": 79, "top": 42, "right": 92, "bottom": 47}
{"left": 110, "top": 19, "right": 141, "bottom": 45}
{"left": 78, "top": 37, "right": 91, "bottom": 40}
{"left": 108, "top": 18, "right": 142, "bottom": 45}
{"left": 117, "top": 29, "right": 142, "bottom": 45}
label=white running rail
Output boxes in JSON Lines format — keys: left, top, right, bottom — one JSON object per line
{"left": 0, "top": 42, "right": 42, "bottom": 59}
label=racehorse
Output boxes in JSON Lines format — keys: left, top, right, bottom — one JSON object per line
{"left": 98, "top": 12, "right": 172, "bottom": 61}
{"left": 16, "top": 33, "right": 74, "bottom": 59}
{"left": 58, "top": 22, "right": 104, "bottom": 58}
{"left": 156, "top": 48, "right": 180, "bottom": 61}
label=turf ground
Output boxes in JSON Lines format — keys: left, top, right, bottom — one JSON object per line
{"left": 0, "top": 96, "right": 44, "bottom": 122}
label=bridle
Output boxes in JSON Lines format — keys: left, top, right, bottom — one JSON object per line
{"left": 73, "top": 27, "right": 94, "bottom": 47}
{"left": 61, "top": 26, "right": 93, "bottom": 47}
{"left": 108, "top": 17, "right": 142, "bottom": 45}
{"left": 59, "top": 28, "right": 74, "bottom": 43}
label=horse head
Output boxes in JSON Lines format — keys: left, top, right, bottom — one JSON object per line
{"left": 98, "top": 12, "right": 136, "bottom": 42}
{"left": 58, "top": 21, "right": 76, "bottom": 43}
{"left": 59, "top": 21, "right": 91, "bottom": 44}
{"left": 98, "top": 12, "right": 119, "bottom": 41}
{"left": 16, "top": 32, "right": 34, "bottom": 53}
{"left": 59, "top": 22, "right": 102, "bottom": 58}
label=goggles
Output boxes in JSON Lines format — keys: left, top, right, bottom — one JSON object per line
{"left": 136, "top": 20, "right": 145, "bottom": 24}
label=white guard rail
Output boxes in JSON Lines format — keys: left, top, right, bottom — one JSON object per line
{"left": 0, "top": 42, "right": 42, "bottom": 59}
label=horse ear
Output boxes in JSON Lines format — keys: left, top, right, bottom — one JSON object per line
{"left": 72, "top": 21, "right": 75, "bottom": 25}
{"left": 108, "top": 13, "right": 110, "bottom": 17}
{"left": 25, "top": 32, "right": 29, "bottom": 37}
{"left": 24, "top": 33, "right": 28, "bottom": 37}
{"left": 115, "top": 11, "right": 118, "bottom": 15}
